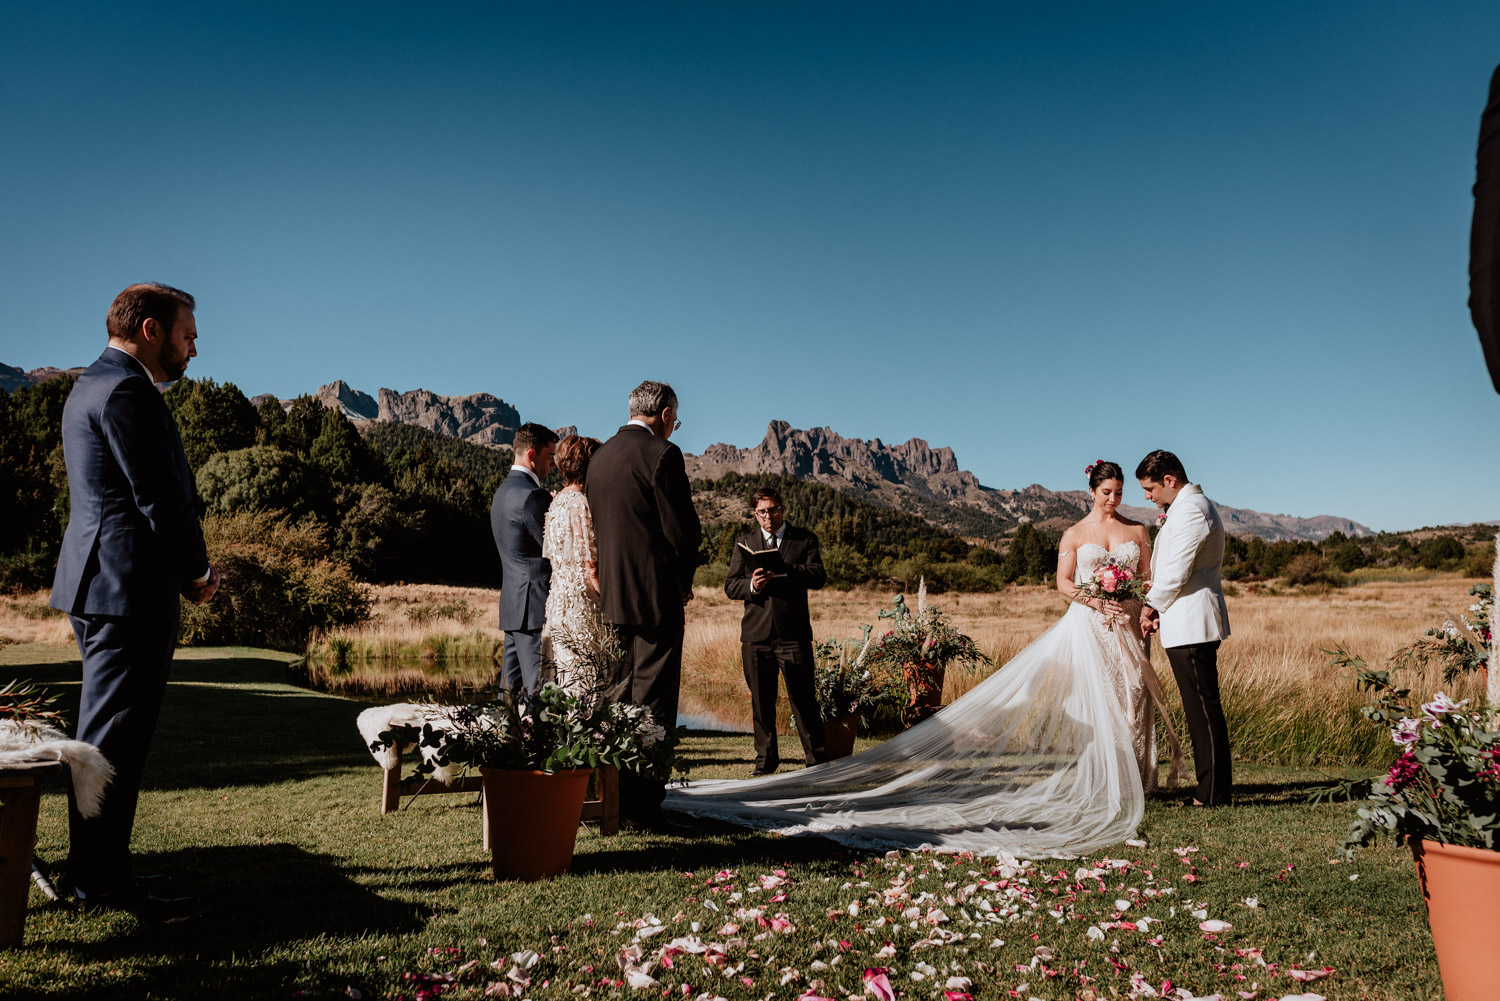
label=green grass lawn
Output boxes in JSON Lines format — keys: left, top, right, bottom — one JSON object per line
{"left": 0, "top": 644, "right": 1441, "bottom": 1000}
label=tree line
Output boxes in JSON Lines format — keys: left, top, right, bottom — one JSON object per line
{"left": 1, "top": 375, "right": 1491, "bottom": 604}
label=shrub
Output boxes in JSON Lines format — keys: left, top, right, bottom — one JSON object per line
{"left": 693, "top": 561, "right": 729, "bottom": 589}
{"left": 180, "top": 510, "right": 370, "bottom": 651}
{"left": 407, "top": 600, "right": 478, "bottom": 626}
{"left": 1463, "top": 541, "right": 1497, "bottom": 578}
{"left": 1282, "top": 553, "right": 1328, "bottom": 586}
{"left": 196, "top": 446, "right": 322, "bottom": 519}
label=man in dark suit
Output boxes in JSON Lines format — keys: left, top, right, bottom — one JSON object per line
{"left": 585, "top": 380, "right": 701, "bottom": 828}
{"left": 725, "top": 487, "right": 828, "bottom": 776}
{"left": 50, "top": 283, "right": 220, "bottom": 913}
{"left": 490, "top": 422, "right": 559, "bottom": 692}
{"left": 1471, "top": 63, "right": 1500, "bottom": 392}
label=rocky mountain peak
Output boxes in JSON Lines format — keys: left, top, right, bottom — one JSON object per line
{"left": 315, "top": 380, "right": 378, "bottom": 421}
{"left": 375, "top": 387, "right": 520, "bottom": 446}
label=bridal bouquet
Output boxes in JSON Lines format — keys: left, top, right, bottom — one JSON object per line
{"left": 1075, "top": 557, "right": 1150, "bottom": 606}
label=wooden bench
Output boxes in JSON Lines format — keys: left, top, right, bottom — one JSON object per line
{"left": 379, "top": 744, "right": 619, "bottom": 836}
{"left": 0, "top": 761, "right": 62, "bottom": 948}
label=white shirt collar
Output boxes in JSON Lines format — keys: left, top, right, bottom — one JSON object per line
{"left": 763, "top": 524, "right": 787, "bottom": 546}
{"left": 627, "top": 418, "right": 654, "bottom": 433}
{"left": 512, "top": 465, "right": 540, "bottom": 487}
{"left": 105, "top": 345, "right": 154, "bottom": 382}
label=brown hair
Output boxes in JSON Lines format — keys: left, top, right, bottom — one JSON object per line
{"left": 106, "top": 283, "right": 195, "bottom": 342}
{"left": 1135, "top": 450, "right": 1188, "bottom": 484}
{"left": 513, "top": 422, "right": 560, "bottom": 460}
{"left": 555, "top": 435, "right": 600, "bottom": 486}
{"left": 751, "top": 486, "right": 784, "bottom": 509}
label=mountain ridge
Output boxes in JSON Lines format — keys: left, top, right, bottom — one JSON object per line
{"left": 684, "top": 421, "right": 1373, "bottom": 543}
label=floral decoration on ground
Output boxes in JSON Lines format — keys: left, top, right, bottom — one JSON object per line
{"left": 388, "top": 845, "right": 1342, "bottom": 1001}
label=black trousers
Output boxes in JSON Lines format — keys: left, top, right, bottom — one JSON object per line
{"left": 614, "top": 620, "right": 685, "bottom": 823}
{"left": 743, "top": 639, "right": 827, "bottom": 770}
{"left": 1166, "top": 640, "right": 1232, "bottom": 806}
{"left": 67, "top": 604, "right": 179, "bottom": 897}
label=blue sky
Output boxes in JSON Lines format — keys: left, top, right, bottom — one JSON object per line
{"left": 2, "top": 2, "right": 1497, "bottom": 531}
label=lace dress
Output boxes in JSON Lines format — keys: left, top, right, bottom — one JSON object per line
{"left": 541, "top": 489, "right": 605, "bottom": 696}
{"left": 664, "top": 541, "right": 1183, "bottom": 857}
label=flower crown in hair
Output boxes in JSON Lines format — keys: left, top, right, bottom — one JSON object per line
{"left": 1085, "top": 459, "right": 1107, "bottom": 477}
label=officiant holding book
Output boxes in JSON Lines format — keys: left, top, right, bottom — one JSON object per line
{"left": 724, "top": 487, "right": 829, "bottom": 776}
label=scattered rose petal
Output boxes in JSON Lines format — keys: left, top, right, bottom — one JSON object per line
{"left": 1199, "top": 920, "right": 1233, "bottom": 933}
{"left": 1286, "top": 968, "right": 1334, "bottom": 982}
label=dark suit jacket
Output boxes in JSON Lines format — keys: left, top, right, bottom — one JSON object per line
{"left": 1472, "top": 63, "right": 1500, "bottom": 392}
{"left": 50, "top": 348, "right": 208, "bottom": 617}
{"left": 585, "top": 424, "right": 702, "bottom": 627}
{"left": 724, "top": 524, "right": 826, "bottom": 643}
{"left": 490, "top": 469, "right": 551, "bottom": 631}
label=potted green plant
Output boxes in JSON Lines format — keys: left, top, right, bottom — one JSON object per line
{"left": 370, "top": 681, "right": 676, "bottom": 881}
{"left": 810, "top": 630, "right": 902, "bottom": 758}
{"left": 859, "top": 581, "right": 991, "bottom": 725}
{"left": 1338, "top": 652, "right": 1500, "bottom": 1001}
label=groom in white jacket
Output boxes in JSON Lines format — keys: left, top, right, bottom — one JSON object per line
{"left": 1137, "top": 450, "right": 1232, "bottom": 806}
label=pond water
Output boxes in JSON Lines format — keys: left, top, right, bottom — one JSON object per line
{"left": 288, "top": 658, "right": 744, "bottom": 732}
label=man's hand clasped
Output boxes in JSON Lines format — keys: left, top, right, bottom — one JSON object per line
{"left": 1139, "top": 604, "right": 1160, "bottom": 636}
{"left": 183, "top": 564, "right": 221, "bottom": 605}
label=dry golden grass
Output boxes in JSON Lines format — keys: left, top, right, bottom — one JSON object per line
{"left": 10, "top": 574, "right": 1484, "bottom": 766}
{"left": 681, "top": 575, "right": 1487, "bottom": 765}
{"left": 0, "top": 590, "right": 75, "bottom": 645}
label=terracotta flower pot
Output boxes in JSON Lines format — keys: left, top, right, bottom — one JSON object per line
{"left": 823, "top": 715, "right": 858, "bottom": 759}
{"left": 479, "top": 767, "right": 593, "bottom": 881}
{"left": 902, "top": 659, "right": 946, "bottom": 726}
{"left": 1412, "top": 838, "right": 1500, "bottom": 1000}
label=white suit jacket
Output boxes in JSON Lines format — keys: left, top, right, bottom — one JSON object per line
{"left": 1146, "top": 484, "right": 1231, "bottom": 649}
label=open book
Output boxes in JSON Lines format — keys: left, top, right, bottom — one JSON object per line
{"left": 737, "top": 541, "right": 786, "bottom": 574}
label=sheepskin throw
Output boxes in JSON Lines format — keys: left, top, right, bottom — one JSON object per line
{"left": 356, "top": 703, "right": 465, "bottom": 786}
{"left": 0, "top": 721, "right": 114, "bottom": 818}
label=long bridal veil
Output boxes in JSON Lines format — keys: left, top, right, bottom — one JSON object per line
{"left": 664, "top": 605, "right": 1151, "bottom": 858}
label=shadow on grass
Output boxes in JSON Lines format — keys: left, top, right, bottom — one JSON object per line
{"left": 572, "top": 823, "right": 854, "bottom": 877}
{"left": 16, "top": 650, "right": 374, "bottom": 791}
{"left": 27, "top": 841, "right": 425, "bottom": 999}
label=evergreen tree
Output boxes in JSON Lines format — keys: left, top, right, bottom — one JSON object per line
{"left": 164, "top": 377, "right": 257, "bottom": 468}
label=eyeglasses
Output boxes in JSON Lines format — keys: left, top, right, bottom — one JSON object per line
{"left": 753, "top": 507, "right": 783, "bottom": 517}
{"left": 673, "top": 419, "right": 682, "bottom": 431}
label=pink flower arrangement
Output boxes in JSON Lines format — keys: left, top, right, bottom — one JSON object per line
{"left": 1074, "top": 556, "right": 1150, "bottom": 606}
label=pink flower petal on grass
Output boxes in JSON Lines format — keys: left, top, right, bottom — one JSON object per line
{"left": 1286, "top": 968, "right": 1334, "bottom": 982}
{"left": 863, "top": 968, "right": 896, "bottom": 1001}
{"left": 1198, "top": 919, "right": 1233, "bottom": 933}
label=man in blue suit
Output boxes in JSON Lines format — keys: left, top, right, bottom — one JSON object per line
{"left": 490, "top": 422, "right": 558, "bottom": 691}
{"left": 50, "top": 283, "right": 220, "bottom": 913}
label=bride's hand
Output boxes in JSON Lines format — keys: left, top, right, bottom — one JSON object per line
{"left": 1094, "top": 597, "right": 1123, "bottom": 618}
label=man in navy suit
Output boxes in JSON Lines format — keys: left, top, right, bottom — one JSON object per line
{"left": 50, "top": 283, "right": 220, "bottom": 912}
{"left": 490, "top": 422, "right": 558, "bottom": 691}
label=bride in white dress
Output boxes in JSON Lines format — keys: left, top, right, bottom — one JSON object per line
{"left": 665, "top": 460, "right": 1185, "bottom": 857}
{"left": 540, "top": 435, "right": 607, "bottom": 696}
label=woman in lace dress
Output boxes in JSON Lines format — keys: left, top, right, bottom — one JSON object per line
{"left": 665, "top": 459, "right": 1185, "bottom": 857}
{"left": 541, "top": 436, "right": 605, "bottom": 696}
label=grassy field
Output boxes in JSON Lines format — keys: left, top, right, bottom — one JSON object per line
{"left": 0, "top": 632, "right": 1451, "bottom": 1000}
{"left": 269, "top": 572, "right": 1490, "bottom": 766}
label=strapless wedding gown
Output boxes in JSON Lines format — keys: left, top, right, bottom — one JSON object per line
{"left": 664, "top": 542, "right": 1180, "bottom": 857}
